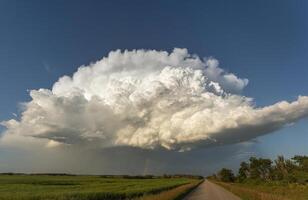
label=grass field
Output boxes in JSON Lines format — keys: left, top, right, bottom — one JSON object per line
{"left": 0, "top": 174, "right": 200, "bottom": 200}
{"left": 216, "top": 181, "right": 308, "bottom": 200}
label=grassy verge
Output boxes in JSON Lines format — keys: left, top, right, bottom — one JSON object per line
{"left": 215, "top": 181, "right": 308, "bottom": 200}
{"left": 137, "top": 180, "right": 203, "bottom": 200}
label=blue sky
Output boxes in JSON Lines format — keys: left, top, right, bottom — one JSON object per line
{"left": 0, "top": 0, "right": 308, "bottom": 174}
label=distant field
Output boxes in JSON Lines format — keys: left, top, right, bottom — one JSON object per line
{"left": 216, "top": 181, "right": 308, "bottom": 200}
{"left": 0, "top": 175, "right": 200, "bottom": 200}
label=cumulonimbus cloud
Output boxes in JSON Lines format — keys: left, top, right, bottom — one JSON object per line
{"left": 1, "top": 48, "right": 308, "bottom": 151}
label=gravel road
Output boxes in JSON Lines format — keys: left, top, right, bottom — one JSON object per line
{"left": 183, "top": 180, "right": 241, "bottom": 200}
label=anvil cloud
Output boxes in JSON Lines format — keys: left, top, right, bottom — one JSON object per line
{"left": 1, "top": 48, "right": 308, "bottom": 151}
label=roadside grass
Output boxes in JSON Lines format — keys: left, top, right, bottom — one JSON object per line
{"left": 137, "top": 180, "right": 202, "bottom": 200}
{"left": 215, "top": 181, "right": 308, "bottom": 200}
{"left": 0, "top": 175, "right": 198, "bottom": 200}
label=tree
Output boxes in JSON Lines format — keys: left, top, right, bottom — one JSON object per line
{"left": 238, "top": 161, "right": 249, "bottom": 182}
{"left": 249, "top": 157, "right": 272, "bottom": 180}
{"left": 275, "top": 156, "right": 286, "bottom": 180}
{"left": 217, "top": 168, "right": 235, "bottom": 182}
{"left": 215, "top": 154, "right": 308, "bottom": 184}
{"left": 206, "top": 174, "right": 217, "bottom": 180}
{"left": 292, "top": 155, "right": 308, "bottom": 172}
{"left": 273, "top": 156, "right": 296, "bottom": 180}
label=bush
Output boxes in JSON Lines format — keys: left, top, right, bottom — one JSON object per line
{"left": 217, "top": 168, "right": 235, "bottom": 182}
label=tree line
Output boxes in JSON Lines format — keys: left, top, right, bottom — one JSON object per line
{"left": 209, "top": 155, "right": 308, "bottom": 184}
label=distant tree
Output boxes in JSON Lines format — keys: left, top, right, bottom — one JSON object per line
{"left": 206, "top": 174, "right": 217, "bottom": 180}
{"left": 272, "top": 155, "right": 296, "bottom": 181}
{"left": 258, "top": 158, "right": 272, "bottom": 180}
{"left": 215, "top": 154, "right": 308, "bottom": 184}
{"left": 217, "top": 168, "right": 235, "bottom": 182}
{"left": 249, "top": 157, "right": 272, "bottom": 180}
{"left": 238, "top": 161, "right": 249, "bottom": 182}
{"left": 285, "top": 159, "right": 297, "bottom": 172}
{"left": 292, "top": 155, "right": 308, "bottom": 172}
{"left": 212, "top": 174, "right": 217, "bottom": 180}
{"left": 249, "top": 157, "right": 261, "bottom": 179}
{"left": 274, "top": 156, "right": 287, "bottom": 180}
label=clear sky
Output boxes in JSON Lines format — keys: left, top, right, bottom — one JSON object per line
{"left": 0, "top": 0, "right": 307, "bottom": 174}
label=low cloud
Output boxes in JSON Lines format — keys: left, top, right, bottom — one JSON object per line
{"left": 1, "top": 48, "right": 308, "bottom": 151}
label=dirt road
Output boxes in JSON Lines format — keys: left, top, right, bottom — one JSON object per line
{"left": 183, "top": 180, "right": 241, "bottom": 200}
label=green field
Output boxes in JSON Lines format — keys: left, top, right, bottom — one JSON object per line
{"left": 0, "top": 175, "right": 198, "bottom": 200}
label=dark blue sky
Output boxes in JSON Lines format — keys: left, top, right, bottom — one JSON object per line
{"left": 0, "top": 0, "right": 308, "bottom": 158}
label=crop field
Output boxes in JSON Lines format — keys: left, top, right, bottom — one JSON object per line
{"left": 0, "top": 174, "right": 199, "bottom": 200}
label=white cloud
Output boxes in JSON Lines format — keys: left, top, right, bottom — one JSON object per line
{"left": 1, "top": 48, "right": 308, "bottom": 151}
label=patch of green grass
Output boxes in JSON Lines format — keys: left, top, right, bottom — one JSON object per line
{"left": 216, "top": 181, "right": 308, "bottom": 200}
{"left": 0, "top": 175, "right": 195, "bottom": 200}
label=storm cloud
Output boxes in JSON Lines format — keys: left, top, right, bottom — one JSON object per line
{"left": 1, "top": 48, "right": 308, "bottom": 151}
